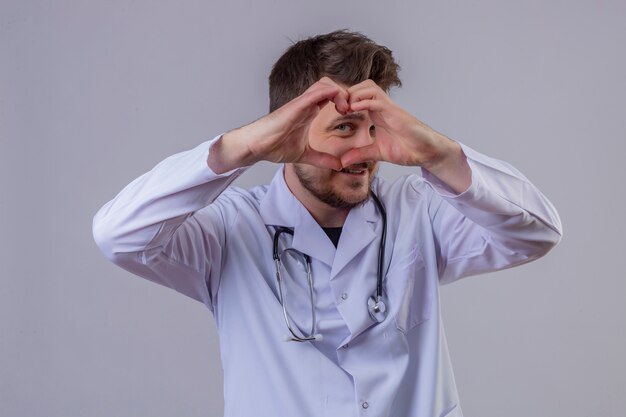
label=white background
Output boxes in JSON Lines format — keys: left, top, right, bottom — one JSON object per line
{"left": 1, "top": 1, "right": 625, "bottom": 416}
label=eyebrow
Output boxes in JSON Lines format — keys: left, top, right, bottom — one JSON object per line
{"left": 326, "top": 113, "right": 367, "bottom": 131}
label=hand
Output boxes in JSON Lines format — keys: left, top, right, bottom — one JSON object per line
{"left": 340, "top": 80, "right": 448, "bottom": 169}
{"left": 208, "top": 77, "right": 349, "bottom": 173}
{"left": 339, "top": 80, "right": 471, "bottom": 193}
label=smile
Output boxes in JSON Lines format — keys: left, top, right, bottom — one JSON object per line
{"left": 339, "top": 162, "right": 372, "bottom": 176}
{"left": 341, "top": 168, "right": 366, "bottom": 175}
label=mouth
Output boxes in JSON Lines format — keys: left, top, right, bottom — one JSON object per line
{"left": 338, "top": 162, "right": 373, "bottom": 176}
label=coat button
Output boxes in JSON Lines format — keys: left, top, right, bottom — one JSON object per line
{"left": 341, "top": 292, "right": 348, "bottom": 300}
{"left": 362, "top": 401, "right": 369, "bottom": 409}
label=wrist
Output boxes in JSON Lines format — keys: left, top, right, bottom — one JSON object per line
{"left": 420, "top": 135, "right": 471, "bottom": 194}
{"left": 419, "top": 133, "right": 456, "bottom": 171}
{"left": 207, "top": 130, "right": 257, "bottom": 174}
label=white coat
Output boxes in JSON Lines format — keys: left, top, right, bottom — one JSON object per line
{"left": 93, "top": 136, "right": 562, "bottom": 417}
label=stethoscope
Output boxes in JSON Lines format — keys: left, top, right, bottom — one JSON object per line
{"left": 272, "top": 191, "right": 387, "bottom": 342}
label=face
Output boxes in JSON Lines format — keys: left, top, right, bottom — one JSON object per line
{"left": 289, "top": 102, "right": 378, "bottom": 210}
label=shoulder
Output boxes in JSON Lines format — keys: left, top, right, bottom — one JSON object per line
{"left": 371, "top": 172, "right": 445, "bottom": 219}
{"left": 193, "top": 183, "right": 270, "bottom": 230}
{"left": 216, "top": 183, "right": 269, "bottom": 214}
{"left": 371, "top": 172, "right": 435, "bottom": 203}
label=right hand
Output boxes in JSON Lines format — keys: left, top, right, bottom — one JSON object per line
{"left": 208, "top": 77, "right": 349, "bottom": 173}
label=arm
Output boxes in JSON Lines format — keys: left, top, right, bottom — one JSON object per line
{"left": 423, "top": 144, "right": 562, "bottom": 283}
{"left": 207, "top": 76, "right": 350, "bottom": 174}
{"left": 338, "top": 80, "right": 561, "bottom": 280}
{"left": 92, "top": 138, "right": 245, "bottom": 306}
{"left": 93, "top": 78, "right": 352, "bottom": 304}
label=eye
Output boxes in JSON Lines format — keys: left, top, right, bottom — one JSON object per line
{"left": 335, "top": 123, "right": 353, "bottom": 132}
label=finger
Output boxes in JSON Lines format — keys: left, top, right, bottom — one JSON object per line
{"left": 347, "top": 79, "right": 378, "bottom": 93}
{"left": 349, "top": 99, "right": 386, "bottom": 113}
{"left": 347, "top": 82, "right": 382, "bottom": 102}
{"left": 299, "top": 85, "right": 336, "bottom": 107}
{"left": 301, "top": 79, "right": 350, "bottom": 113}
{"left": 340, "top": 144, "right": 383, "bottom": 167}
{"left": 316, "top": 98, "right": 330, "bottom": 110}
{"left": 300, "top": 148, "right": 343, "bottom": 171}
{"left": 331, "top": 89, "right": 350, "bottom": 114}
{"left": 348, "top": 85, "right": 386, "bottom": 113}
{"left": 317, "top": 77, "right": 350, "bottom": 114}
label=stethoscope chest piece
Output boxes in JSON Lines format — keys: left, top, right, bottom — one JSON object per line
{"left": 367, "top": 295, "right": 387, "bottom": 323}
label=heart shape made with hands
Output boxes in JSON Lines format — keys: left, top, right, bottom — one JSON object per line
{"left": 300, "top": 78, "right": 433, "bottom": 170}
{"left": 220, "top": 76, "right": 447, "bottom": 176}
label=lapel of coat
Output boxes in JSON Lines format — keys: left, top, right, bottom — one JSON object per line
{"left": 259, "top": 167, "right": 335, "bottom": 267}
{"left": 330, "top": 198, "right": 381, "bottom": 343}
{"left": 260, "top": 169, "right": 387, "bottom": 343}
{"left": 329, "top": 199, "right": 378, "bottom": 280}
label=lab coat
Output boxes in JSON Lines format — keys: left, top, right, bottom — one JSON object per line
{"left": 93, "top": 136, "right": 562, "bottom": 417}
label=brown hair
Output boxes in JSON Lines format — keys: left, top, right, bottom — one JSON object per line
{"left": 268, "top": 30, "right": 402, "bottom": 112}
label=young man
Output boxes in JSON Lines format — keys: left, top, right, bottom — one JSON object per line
{"left": 93, "top": 31, "right": 562, "bottom": 417}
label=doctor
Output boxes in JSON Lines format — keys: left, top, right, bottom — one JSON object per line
{"left": 93, "top": 30, "right": 562, "bottom": 417}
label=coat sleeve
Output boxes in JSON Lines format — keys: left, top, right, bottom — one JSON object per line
{"left": 92, "top": 136, "right": 247, "bottom": 308}
{"left": 421, "top": 143, "right": 563, "bottom": 284}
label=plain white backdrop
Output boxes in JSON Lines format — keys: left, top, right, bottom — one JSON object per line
{"left": 1, "top": 1, "right": 625, "bottom": 416}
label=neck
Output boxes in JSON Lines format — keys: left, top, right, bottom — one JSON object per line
{"left": 284, "top": 165, "right": 350, "bottom": 228}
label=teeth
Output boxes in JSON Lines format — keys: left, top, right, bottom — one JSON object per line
{"left": 340, "top": 163, "right": 370, "bottom": 174}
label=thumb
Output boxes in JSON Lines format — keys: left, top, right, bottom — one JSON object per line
{"left": 340, "top": 145, "right": 382, "bottom": 168}
{"left": 300, "top": 148, "right": 343, "bottom": 171}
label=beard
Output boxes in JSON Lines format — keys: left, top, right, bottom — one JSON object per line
{"left": 293, "top": 162, "right": 377, "bottom": 210}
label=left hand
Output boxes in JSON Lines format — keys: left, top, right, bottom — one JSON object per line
{"left": 340, "top": 80, "right": 449, "bottom": 169}
{"left": 340, "top": 80, "right": 471, "bottom": 193}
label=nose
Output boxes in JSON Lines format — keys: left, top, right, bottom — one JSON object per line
{"left": 353, "top": 125, "right": 375, "bottom": 148}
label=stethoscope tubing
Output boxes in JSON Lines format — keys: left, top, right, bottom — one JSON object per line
{"left": 272, "top": 191, "right": 388, "bottom": 341}
{"left": 370, "top": 192, "right": 387, "bottom": 305}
